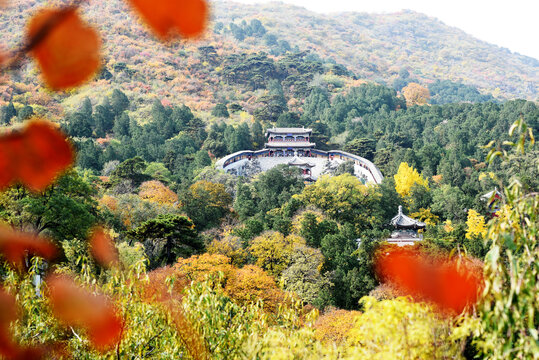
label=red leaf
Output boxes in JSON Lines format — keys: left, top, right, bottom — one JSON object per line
{"left": 46, "top": 274, "right": 123, "bottom": 352}
{"left": 0, "top": 120, "right": 74, "bottom": 192}
{"left": 0, "top": 288, "right": 18, "bottom": 358}
{"left": 21, "top": 120, "right": 75, "bottom": 192}
{"left": 89, "top": 227, "right": 119, "bottom": 268}
{"left": 436, "top": 261, "right": 483, "bottom": 314}
{"left": 0, "top": 224, "right": 58, "bottom": 269}
{"left": 375, "top": 246, "right": 483, "bottom": 314}
{"left": 27, "top": 8, "right": 101, "bottom": 90}
{"left": 127, "top": 0, "right": 208, "bottom": 40}
{"left": 0, "top": 132, "right": 18, "bottom": 189}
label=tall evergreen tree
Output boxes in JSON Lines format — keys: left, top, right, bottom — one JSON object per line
{"left": 79, "top": 97, "right": 93, "bottom": 116}
{"left": 110, "top": 89, "right": 130, "bottom": 116}
{"left": 2, "top": 102, "right": 17, "bottom": 124}
{"left": 251, "top": 121, "right": 265, "bottom": 149}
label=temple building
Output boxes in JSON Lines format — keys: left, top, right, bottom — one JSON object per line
{"left": 215, "top": 127, "right": 384, "bottom": 184}
{"left": 386, "top": 206, "right": 426, "bottom": 246}
{"left": 265, "top": 128, "right": 315, "bottom": 157}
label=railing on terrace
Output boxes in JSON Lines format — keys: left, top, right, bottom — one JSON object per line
{"left": 267, "top": 138, "right": 310, "bottom": 142}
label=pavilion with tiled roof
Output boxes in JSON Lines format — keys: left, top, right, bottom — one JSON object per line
{"left": 387, "top": 206, "right": 426, "bottom": 246}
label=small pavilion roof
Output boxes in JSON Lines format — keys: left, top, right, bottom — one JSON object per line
{"left": 390, "top": 206, "right": 426, "bottom": 229}
{"left": 481, "top": 188, "right": 502, "bottom": 202}
{"left": 288, "top": 157, "right": 315, "bottom": 168}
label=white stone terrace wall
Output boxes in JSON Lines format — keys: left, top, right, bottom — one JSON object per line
{"left": 215, "top": 149, "right": 384, "bottom": 184}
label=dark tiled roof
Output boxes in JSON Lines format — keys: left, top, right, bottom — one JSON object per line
{"left": 390, "top": 206, "right": 426, "bottom": 229}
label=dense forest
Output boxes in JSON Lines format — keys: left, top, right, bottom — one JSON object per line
{"left": 0, "top": 0, "right": 537, "bottom": 359}
{"left": 1, "top": 79, "right": 537, "bottom": 358}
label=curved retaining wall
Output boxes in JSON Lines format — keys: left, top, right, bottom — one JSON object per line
{"left": 216, "top": 149, "right": 384, "bottom": 184}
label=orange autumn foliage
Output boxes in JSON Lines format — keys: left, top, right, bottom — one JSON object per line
{"left": 89, "top": 227, "right": 119, "bottom": 269}
{"left": 225, "top": 265, "right": 288, "bottom": 313}
{"left": 375, "top": 245, "right": 484, "bottom": 315}
{"left": 98, "top": 194, "right": 118, "bottom": 212}
{"left": 141, "top": 266, "right": 189, "bottom": 303}
{"left": 127, "top": 0, "right": 209, "bottom": 40}
{"left": 139, "top": 180, "right": 178, "bottom": 206}
{"left": 46, "top": 274, "right": 123, "bottom": 352}
{"left": 314, "top": 309, "right": 361, "bottom": 344}
{"left": 138, "top": 267, "right": 208, "bottom": 360}
{"left": 0, "top": 120, "right": 74, "bottom": 192}
{"left": 175, "top": 255, "right": 290, "bottom": 313}
{"left": 175, "top": 253, "right": 234, "bottom": 282}
{"left": 27, "top": 8, "right": 101, "bottom": 90}
{"left": 402, "top": 82, "right": 430, "bottom": 106}
{"left": 0, "top": 224, "right": 57, "bottom": 269}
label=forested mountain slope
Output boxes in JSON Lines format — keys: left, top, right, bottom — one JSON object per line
{"left": 0, "top": 0, "right": 536, "bottom": 122}
{"left": 213, "top": 1, "right": 538, "bottom": 100}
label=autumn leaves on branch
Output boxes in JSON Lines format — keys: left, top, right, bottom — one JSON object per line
{"left": 0, "top": 0, "right": 209, "bottom": 358}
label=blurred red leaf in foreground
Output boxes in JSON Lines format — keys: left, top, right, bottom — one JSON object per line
{"left": 0, "top": 224, "right": 57, "bottom": 269}
{"left": 375, "top": 246, "right": 484, "bottom": 314}
{"left": 0, "top": 287, "right": 19, "bottom": 358}
{"left": 46, "top": 274, "right": 123, "bottom": 352}
{"left": 0, "top": 120, "right": 74, "bottom": 192}
{"left": 89, "top": 227, "right": 119, "bottom": 269}
{"left": 138, "top": 268, "right": 208, "bottom": 359}
{"left": 27, "top": 8, "right": 101, "bottom": 90}
{"left": 0, "top": 288, "right": 63, "bottom": 360}
{"left": 127, "top": 0, "right": 208, "bottom": 40}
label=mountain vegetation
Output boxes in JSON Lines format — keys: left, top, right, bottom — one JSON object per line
{"left": 0, "top": 0, "right": 537, "bottom": 124}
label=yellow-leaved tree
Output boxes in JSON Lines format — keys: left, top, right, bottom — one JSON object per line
{"left": 394, "top": 162, "right": 429, "bottom": 198}
{"left": 139, "top": 180, "right": 178, "bottom": 206}
{"left": 402, "top": 82, "right": 430, "bottom": 106}
{"left": 346, "top": 297, "right": 466, "bottom": 359}
{"left": 296, "top": 173, "right": 381, "bottom": 228}
{"left": 410, "top": 208, "right": 439, "bottom": 226}
{"left": 207, "top": 234, "right": 248, "bottom": 267}
{"left": 248, "top": 231, "right": 305, "bottom": 277}
{"left": 465, "top": 209, "right": 487, "bottom": 239}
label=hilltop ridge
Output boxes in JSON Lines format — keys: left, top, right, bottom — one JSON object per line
{"left": 0, "top": 0, "right": 536, "bottom": 120}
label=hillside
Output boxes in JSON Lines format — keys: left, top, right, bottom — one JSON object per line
{"left": 212, "top": 1, "right": 537, "bottom": 100}
{"left": 0, "top": 0, "right": 537, "bottom": 122}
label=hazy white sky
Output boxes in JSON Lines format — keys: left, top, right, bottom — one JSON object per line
{"left": 225, "top": 0, "right": 539, "bottom": 60}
